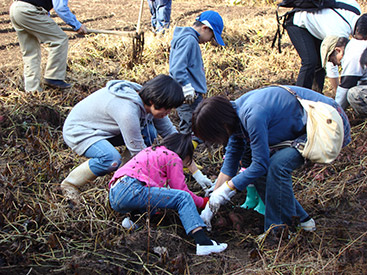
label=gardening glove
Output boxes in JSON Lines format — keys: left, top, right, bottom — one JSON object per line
{"left": 193, "top": 170, "right": 214, "bottom": 190}
{"left": 205, "top": 178, "right": 219, "bottom": 197}
{"left": 205, "top": 184, "right": 215, "bottom": 197}
{"left": 209, "top": 181, "right": 236, "bottom": 214}
{"left": 182, "top": 83, "right": 196, "bottom": 104}
{"left": 200, "top": 203, "right": 214, "bottom": 231}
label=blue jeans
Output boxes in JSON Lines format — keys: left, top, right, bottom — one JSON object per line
{"left": 147, "top": 0, "right": 172, "bottom": 33}
{"left": 285, "top": 16, "right": 325, "bottom": 93}
{"left": 84, "top": 123, "right": 157, "bottom": 176}
{"left": 253, "top": 147, "right": 309, "bottom": 231}
{"left": 109, "top": 176, "right": 206, "bottom": 234}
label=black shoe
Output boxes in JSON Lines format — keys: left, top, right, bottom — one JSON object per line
{"left": 44, "top": 78, "right": 72, "bottom": 89}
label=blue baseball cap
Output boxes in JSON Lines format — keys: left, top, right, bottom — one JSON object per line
{"left": 196, "top": 11, "right": 225, "bottom": 46}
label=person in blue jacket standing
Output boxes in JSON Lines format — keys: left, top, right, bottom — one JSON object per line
{"left": 9, "top": 0, "right": 87, "bottom": 92}
{"left": 169, "top": 10, "right": 224, "bottom": 140}
{"left": 169, "top": 10, "right": 225, "bottom": 190}
{"left": 192, "top": 85, "right": 351, "bottom": 234}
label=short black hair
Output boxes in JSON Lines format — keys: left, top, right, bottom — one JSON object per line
{"left": 193, "top": 21, "right": 205, "bottom": 27}
{"left": 336, "top": 37, "right": 349, "bottom": 48}
{"left": 354, "top": 13, "right": 367, "bottom": 39}
{"left": 329, "top": 37, "right": 349, "bottom": 60}
{"left": 192, "top": 96, "right": 239, "bottom": 145}
{"left": 139, "top": 74, "right": 184, "bottom": 109}
{"left": 157, "top": 133, "right": 194, "bottom": 164}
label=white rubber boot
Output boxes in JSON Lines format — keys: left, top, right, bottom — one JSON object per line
{"left": 61, "top": 160, "right": 97, "bottom": 202}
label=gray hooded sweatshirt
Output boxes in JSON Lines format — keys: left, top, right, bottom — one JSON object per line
{"left": 63, "top": 80, "right": 177, "bottom": 156}
{"left": 169, "top": 27, "right": 206, "bottom": 94}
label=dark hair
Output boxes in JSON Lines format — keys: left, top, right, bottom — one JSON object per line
{"left": 158, "top": 133, "right": 194, "bottom": 164}
{"left": 336, "top": 37, "right": 349, "bottom": 48}
{"left": 139, "top": 74, "right": 184, "bottom": 109}
{"left": 360, "top": 47, "right": 367, "bottom": 69}
{"left": 193, "top": 21, "right": 205, "bottom": 27}
{"left": 354, "top": 13, "right": 367, "bottom": 39}
{"left": 330, "top": 37, "right": 349, "bottom": 60}
{"left": 192, "top": 96, "right": 239, "bottom": 144}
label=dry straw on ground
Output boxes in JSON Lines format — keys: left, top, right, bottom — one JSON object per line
{"left": 1, "top": 0, "right": 367, "bottom": 274}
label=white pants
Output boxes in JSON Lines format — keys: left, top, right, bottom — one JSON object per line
{"left": 9, "top": 1, "right": 68, "bottom": 92}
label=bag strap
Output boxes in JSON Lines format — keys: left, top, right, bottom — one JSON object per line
{"left": 331, "top": 8, "right": 353, "bottom": 32}
{"left": 271, "top": 7, "right": 292, "bottom": 53}
{"left": 272, "top": 2, "right": 360, "bottom": 53}
{"left": 269, "top": 84, "right": 307, "bottom": 153}
{"left": 334, "top": 2, "right": 361, "bottom": 15}
{"left": 271, "top": 84, "right": 302, "bottom": 99}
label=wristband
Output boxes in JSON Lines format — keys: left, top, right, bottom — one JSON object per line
{"left": 201, "top": 197, "right": 209, "bottom": 208}
{"left": 225, "top": 181, "right": 236, "bottom": 191}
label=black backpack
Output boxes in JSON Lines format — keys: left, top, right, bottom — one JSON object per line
{"left": 271, "top": 0, "right": 361, "bottom": 53}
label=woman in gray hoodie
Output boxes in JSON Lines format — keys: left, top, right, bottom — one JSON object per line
{"left": 61, "top": 75, "right": 185, "bottom": 202}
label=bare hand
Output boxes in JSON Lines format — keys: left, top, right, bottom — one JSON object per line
{"left": 77, "top": 24, "right": 88, "bottom": 35}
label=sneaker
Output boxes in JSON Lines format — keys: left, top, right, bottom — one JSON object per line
{"left": 300, "top": 218, "right": 316, "bottom": 232}
{"left": 44, "top": 78, "right": 72, "bottom": 89}
{"left": 196, "top": 240, "right": 228, "bottom": 256}
{"left": 121, "top": 217, "right": 138, "bottom": 231}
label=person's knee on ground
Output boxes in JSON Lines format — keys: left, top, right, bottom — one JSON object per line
{"left": 347, "top": 86, "right": 367, "bottom": 117}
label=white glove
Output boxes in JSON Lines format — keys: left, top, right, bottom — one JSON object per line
{"left": 182, "top": 83, "right": 196, "bottom": 104}
{"left": 209, "top": 181, "right": 236, "bottom": 214}
{"left": 205, "top": 184, "right": 215, "bottom": 197}
{"left": 193, "top": 170, "right": 213, "bottom": 190}
{"left": 200, "top": 203, "right": 214, "bottom": 231}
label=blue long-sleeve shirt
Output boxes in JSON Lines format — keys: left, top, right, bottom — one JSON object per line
{"left": 221, "top": 86, "right": 351, "bottom": 191}
{"left": 53, "top": 0, "right": 82, "bottom": 30}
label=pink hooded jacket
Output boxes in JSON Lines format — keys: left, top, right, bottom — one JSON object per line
{"left": 108, "top": 146, "right": 205, "bottom": 208}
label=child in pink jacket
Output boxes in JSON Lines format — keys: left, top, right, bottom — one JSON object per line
{"left": 108, "top": 133, "right": 227, "bottom": 256}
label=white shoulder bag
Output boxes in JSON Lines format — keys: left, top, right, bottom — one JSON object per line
{"left": 275, "top": 85, "right": 344, "bottom": 163}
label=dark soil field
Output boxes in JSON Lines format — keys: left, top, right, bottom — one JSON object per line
{"left": 1, "top": 0, "right": 367, "bottom": 274}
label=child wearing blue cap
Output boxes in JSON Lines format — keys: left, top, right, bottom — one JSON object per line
{"left": 169, "top": 11, "right": 225, "bottom": 190}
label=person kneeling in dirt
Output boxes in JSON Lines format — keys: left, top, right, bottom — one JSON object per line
{"left": 320, "top": 16, "right": 367, "bottom": 117}
{"left": 108, "top": 133, "right": 227, "bottom": 256}
{"left": 192, "top": 85, "right": 351, "bottom": 235}
{"left": 61, "top": 75, "right": 211, "bottom": 203}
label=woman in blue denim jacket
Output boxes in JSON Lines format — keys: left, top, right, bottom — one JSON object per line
{"left": 192, "top": 85, "right": 351, "bottom": 233}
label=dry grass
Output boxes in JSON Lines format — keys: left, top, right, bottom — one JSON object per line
{"left": 1, "top": 0, "right": 367, "bottom": 273}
